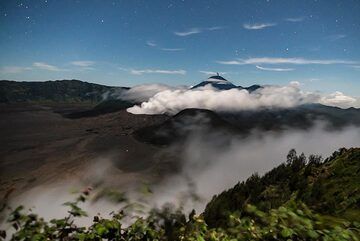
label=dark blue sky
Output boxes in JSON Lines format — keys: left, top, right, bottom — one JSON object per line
{"left": 0, "top": 0, "right": 359, "bottom": 95}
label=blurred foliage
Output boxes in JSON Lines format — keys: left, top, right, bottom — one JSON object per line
{"left": 1, "top": 148, "right": 359, "bottom": 240}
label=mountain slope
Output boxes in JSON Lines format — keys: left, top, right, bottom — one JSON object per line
{"left": 134, "top": 108, "right": 235, "bottom": 145}
{"left": 64, "top": 99, "right": 138, "bottom": 118}
{"left": 134, "top": 104, "right": 360, "bottom": 146}
{"left": 203, "top": 147, "right": 360, "bottom": 227}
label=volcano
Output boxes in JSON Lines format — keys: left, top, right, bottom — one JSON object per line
{"left": 191, "top": 73, "right": 262, "bottom": 92}
{"left": 191, "top": 73, "right": 237, "bottom": 90}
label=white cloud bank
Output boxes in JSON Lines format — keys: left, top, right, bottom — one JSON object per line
{"left": 127, "top": 82, "right": 359, "bottom": 115}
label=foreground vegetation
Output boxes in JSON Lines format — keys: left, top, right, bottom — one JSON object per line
{"left": 1, "top": 148, "right": 359, "bottom": 240}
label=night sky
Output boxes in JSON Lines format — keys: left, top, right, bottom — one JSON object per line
{"left": 0, "top": 0, "right": 359, "bottom": 95}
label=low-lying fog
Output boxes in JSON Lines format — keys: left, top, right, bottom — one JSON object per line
{"left": 3, "top": 122, "right": 360, "bottom": 228}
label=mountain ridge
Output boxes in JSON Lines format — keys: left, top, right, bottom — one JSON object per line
{"left": 0, "top": 79, "right": 127, "bottom": 103}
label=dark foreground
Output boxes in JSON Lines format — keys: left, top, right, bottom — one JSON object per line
{"left": 1, "top": 148, "right": 359, "bottom": 241}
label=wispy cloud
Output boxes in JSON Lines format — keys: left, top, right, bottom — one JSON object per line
{"left": 255, "top": 65, "right": 294, "bottom": 72}
{"left": 130, "top": 69, "right": 186, "bottom": 75}
{"left": 351, "top": 65, "right": 360, "bottom": 69}
{"left": 146, "top": 40, "right": 157, "bottom": 47}
{"left": 160, "top": 48, "right": 184, "bottom": 51}
{"left": 33, "top": 62, "right": 62, "bottom": 71}
{"left": 174, "top": 28, "right": 202, "bottom": 36}
{"left": 71, "top": 61, "right": 95, "bottom": 67}
{"left": 327, "top": 34, "right": 346, "bottom": 41}
{"left": 285, "top": 17, "right": 304, "bottom": 22}
{"left": 217, "top": 57, "right": 358, "bottom": 65}
{"left": 199, "top": 71, "right": 227, "bottom": 75}
{"left": 174, "top": 26, "right": 224, "bottom": 36}
{"left": 0, "top": 66, "right": 32, "bottom": 74}
{"left": 206, "top": 26, "right": 225, "bottom": 31}
{"left": 243, "top": 23, "right": 276, "bottom": 30}
{"left": 146, "top": 40, "right": 184, "bottom": 52}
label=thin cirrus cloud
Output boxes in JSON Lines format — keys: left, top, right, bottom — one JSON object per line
{"left": 160, "top": 48, "right": 184, "bottom": 52}
{"left": 255, "top": 65, "right": 294, "bottom": 72}
{"left": 174, "top": 26, "right": 224, "bottom": 36}
{"left": 243, "top": 23, "right": 276, "bottom": 30}
{"left": 33, "top": 62, "right": 63, "bottom": 71}
{"left": 217, "top": 57, "right": 359, "bottom": 65}
{"left": 146, "top": 40, "right": 184, "bottom": 51}
{"left": 327, "top": 34, "right": 347, "bottom": 41}
{"left": 129, "top": 69, "right": 186, "bottom": 75}
{"left": 1, "top": 61, "right": 94, "bottom": 74}
{"left": 199, "top": 71, "right": 227, "bottom": 75}
{"left": 70, "top": 61, "right": 95, "bottom": 67}
{"left": 0, "top": 66, "right": 32, "bottom": 74}
{"left": 0, "top": 62, "right": 65, "bottom": 74}
{"left": 284, "top": 17, "right": 304, "bottom": 22}
{"left": 174, "top": 28, "right": 202, "bottom": 36}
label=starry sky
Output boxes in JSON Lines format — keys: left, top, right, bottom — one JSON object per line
{"left": 0, "top": 0, "right": 359, "bottom": 95}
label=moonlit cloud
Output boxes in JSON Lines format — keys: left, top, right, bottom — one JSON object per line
{"left": 33, "top": 62, "right": 62, "bottom": 71}
{"left": 255, "top": 65, "right": 294, "bottom": 72}
{"left": 0, "top": 66, "right": 32, "bottom": 74}
{"left": 285, "top": 17, "right": 304, "bottom": 22}
{"left": 243, "top": 23, "right": 276, "bottom": 30}
{"left": 217, "top": 57, "right": 359, "bottom": 65}
{"left": 130, "top": 69, "right": 186, "bottom": 75}
{"left": 71, "top": 61, "right": 95, "bottom": 67}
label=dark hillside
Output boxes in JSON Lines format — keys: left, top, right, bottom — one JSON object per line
{"left": 203, "top": 148, "right": 360, "bottom": 227}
